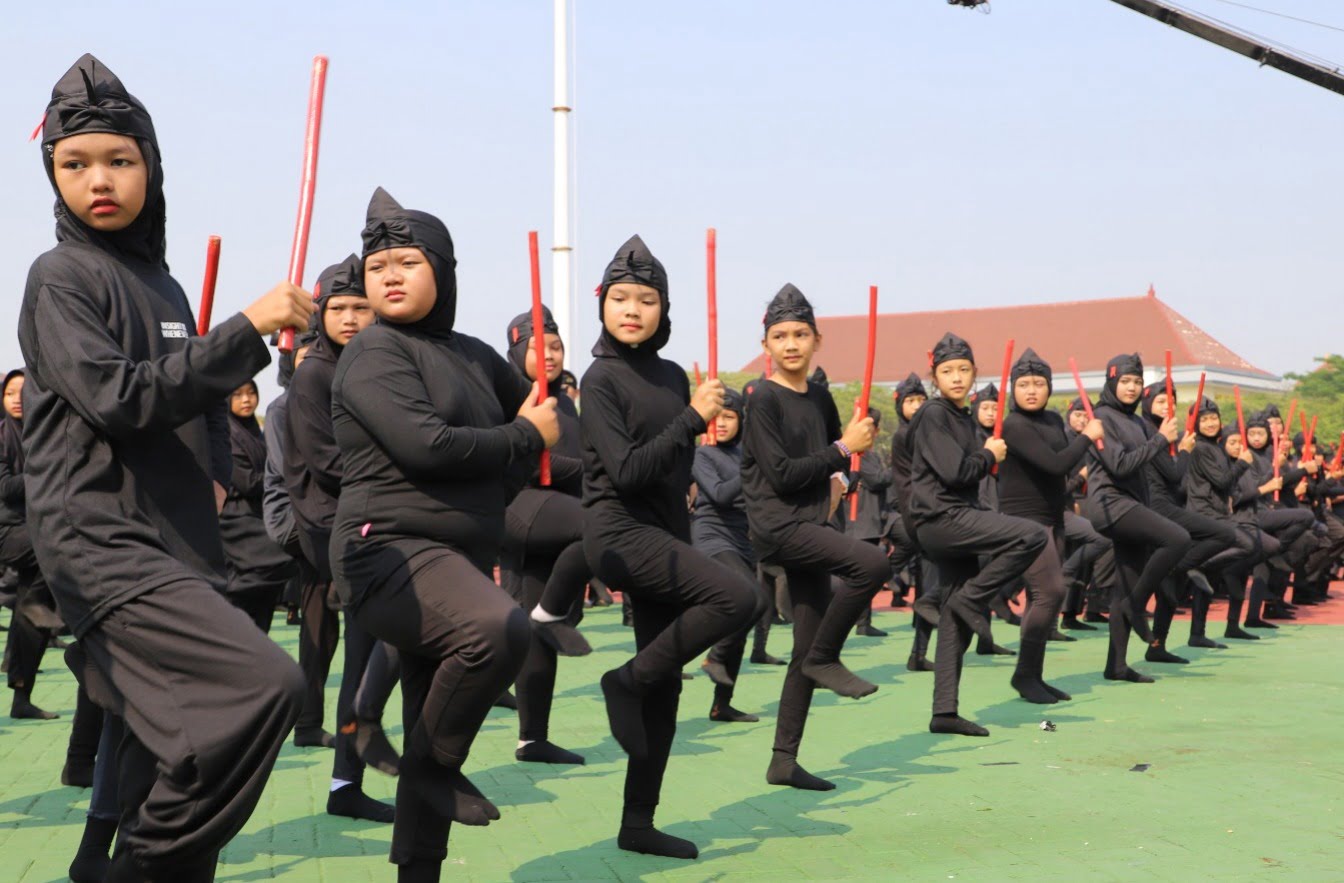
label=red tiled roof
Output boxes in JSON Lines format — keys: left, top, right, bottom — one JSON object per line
{"left": 739, "top": 290, "right": 1274, "bottom": 382}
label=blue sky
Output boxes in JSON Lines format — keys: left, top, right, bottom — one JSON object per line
{"left": 3, "top": 0, "right": 1342, "bottom": 403}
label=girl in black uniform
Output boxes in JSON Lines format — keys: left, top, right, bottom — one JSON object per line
{"left": 998, "top": 349, "right": 1104, "bottom": 703}
{"left": 19, "top": 55, "right": 310, "bottom": 881}
{"left": 907, "top": 333, "right": 1048, "bottom": 736}
{"left": 500, "top": 306, "right": 591, "bottom": 766}
{"left": 331, "top": 189, "right": 558, "bottom": 881}
{"left": 1186, "top": 399, "right": 1279, "bottom": 641}
{"left": 693, "top": 387, "right": 771, "bottom": 723}
{"left": 1082, "top": 354, "right": 1188, "bottom": 683}
{"left": 582, "top": 235, "right": 756, "bottom": 859}
{"left": 220, "top": 380, "right": 297, "bottom": 632}
{"left": 743, "top": 284, "right": 889, "bottom": 787}
{"left": 890, "top": 373, "right": 939, "bottom": 672}
{"left": 1138, "top": 384, "right": 1253, "bottom": 653}
{"left": 0, "top": 369, "right": 61, "bottom": 720}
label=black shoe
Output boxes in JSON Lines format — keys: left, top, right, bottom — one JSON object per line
{"left": 855, "top": 624, "right": 887, "bottom": 638}
{"left": 1047, "top": 629, "right": 1077, "bottom": 642}
{"left": 1224, "top": 626, "right": 1260, "bottom": 641}
{"left": 906, "top": 654, "right": 935, "bottom": 672}
{"left": 1243, "top": 618, "right": 1279, "bottom": 630}
{"left": 750, "top": 650, "right": 786, "bottom": 666}
{"left": 293, "top": 728, "right": 335, "bottom": 748}
{"left": 1060, "top": 615, "right": 1097, "bottom": 631}
{"left": 327, "top": 783, "right": 395, "bottom": 823}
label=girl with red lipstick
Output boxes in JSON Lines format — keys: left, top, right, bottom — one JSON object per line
{"left": 19, "top": 54, "right": 312, "bottom": 881}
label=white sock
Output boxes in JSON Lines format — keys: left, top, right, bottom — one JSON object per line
{"left": 330, "top": 778, "right": 353, "bottom": 793}
{"left": 530, "top": 606, "right": 565, "bottom": 623}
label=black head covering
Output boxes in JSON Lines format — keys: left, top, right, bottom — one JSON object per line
{"left": 1010, "top": 347, "right": 1053, "bottom": 403}
{"left": 557, "top": 369, "right": 578, "bottom": 391}
{"left": 809, "top": 366, "right": 830, "bottom": 391}
{"left": 361, "top": 187, "right": 457, "bottom": 336}
{"left": 42, "top": 54, "right": 166, "bottom": 267}
{"left": 592, "top": 234, "right": 670, "bottom": 357}
{"left": 0, "top": 369, "right": 25, "bottom": 475}
{"left": 1140, "top": 382, "right": 1166, "bottom": 427}
{"left": 1292, "top": 431, "right": 1306, "bottom": 452}
{"left": 1068, "top": 397, "right": 1086, "bottom": 414}
{"left": 1245, "top": 410, "right": 1270, "bottom": 432}
{"left": 973, "top": 382, "right": 998, "bottom": 404}
{"left": 894, "top": 372, "right": 927, "bottom": 425}
{"left": 763, "top": 284, "right": 817, "bottom": 332}
{"left": 1263, "top": 403, "right": 1282, "bottom": 420}
{"left": 308, "top": 253, "right": 367, "bottom": 356}
{"left": 931, "top": 332, "right": 974, "bottom": 368}
{"left": 1192, "top": 396, "right": 1221, "bottom": 435}
{"left": 1099, "top": 353, "right": 1144, "bottom": 414}
{"left": 722, "top": 387, "right": 745, "bottom": 416}
{"left": 505, "top": 305, "right": 561, "bottom": 378}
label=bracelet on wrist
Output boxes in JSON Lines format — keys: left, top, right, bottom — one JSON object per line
{"left": 834, "top": 440, "right": 852, "bottom": 458}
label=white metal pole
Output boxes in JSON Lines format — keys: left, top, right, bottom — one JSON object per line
{"left": 552, "top": 0, "right": 574, "bottom": 369}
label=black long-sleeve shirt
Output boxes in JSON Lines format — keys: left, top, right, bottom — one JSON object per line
{"left": 220, "top": 413, "right": 295, "bottom": 593}
{"left": 845, "top": 449, "right": 891, "bottom": 541}
{"left": 1084, "top": 402, "right": 1168, "bottom": 528}
{"left": 581, "top": 351, "right": 705, "bottom": 540}
{"left": 999, "top": 409, "right": 1093, "bottom": 527}
{"left": 18, "top": 245, "right": 269, "bottom": 636}
{"left": 907, "top": 397, "right": 996, "bottom": 527}
{"left": 691, "top": 442, "right": 753, "bottom": 563}
{"left": 890, "top": 422, "right": 915, "bottom": 519}
{"left": 284, "top": 349, "right": 343, "bottom": 537}
{"left": 0, "top": 418, "right": 25, "bottom": 529}
{"left": 330, "top": 325, "right": 542, "bottom": 603}
{"left": 1185, "top": 437, "right": 1248, "bottom": 521}
{"left": 742, "top": 380, "right": 848, "bottom": 558}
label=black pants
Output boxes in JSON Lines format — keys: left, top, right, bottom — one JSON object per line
{"left": 1150, "top": 504, "right": 1250, "bottom": 639}
{"left": 1, "top": 526, "right": 56, "bottom": 693}
{"left": 76, "top": 579, "right": 303, "bottom": 878}
{"left": 915, "top": 507, "right": 1048, "bottom": 716}
{"left": 1091, "top": 505, "right": 1190, "bottom": 673}
{"left": 228, "top": 587, "right": 281, "bottom": 634}
{"left": 1061, "top": 510, "right": 1114, "bottom": 617}
{"left": 296, "top": 560, "right": 339, "bottom": 735}
{"left": 502, "top": 492, "right": 592, "bottom": 743}
{"left": 585, "top": 509, "right": 756, "bottom": 826}
{"left": 66, "top": 682, "right": 105, "bottom": 767}
{"left": 333, "top": 612, "right": 379, "bottom": 785}
{"left": 704, "top": 549, "right": 770, "bottom": 707}
{"left": 766, "top": 522, "right": 898, "bottom": 754}
{"left": 354, "top": 546, "right": 531, "bottom": 865}
{"left": 1019, "top": 524, "right": 1069, "bottom": 644}
{"left": 1257, "top": 508, "right": 1315, "bottom": 565}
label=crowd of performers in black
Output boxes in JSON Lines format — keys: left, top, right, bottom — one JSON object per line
{"left": 5, "top": 55, "right": 1342, "bottom": 883}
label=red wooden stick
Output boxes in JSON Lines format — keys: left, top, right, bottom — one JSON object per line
{"left": 987, "top": 339, "right": 1015, "bottom": 475}
{"left": 849, "top": 286, "right": 879, "bottom": 519}
{"left": 1164, "top": 350, "right": 1176, "bottom": 455}
{"left": 1283, "top": 399, "right": 1298, "bottom": 446}
{"left": 1234, "top": 386, "right": 1246, "bottom": 447}
{"left": 1307, "top": 414, "right": 1319, "bottom": 461}
{"left": 528, "top": 231, "right": 551, "bottom": 486}
{"left": 764, "top": 356, "right": 773, "bottom": 379}
{"left": 693, "top": 361, "right": 702, "bottom": 388}
{"left": 1331, "top": 431, "right": 1344, "bottom": 472}
{"left": 1068, "top": 357, "right": 1104, "bottom": 450}
{"left": 706, "top": 228, "right": 718, "bottom": 445}
{"left": 278, "top": 56, "right": 329, "bottom": 353}
{"left": 1272, "top": 424, "right": 1283, "bottom": 502}
{"left": 1186, "top": 372, "right": 1206, "bottom": 435}
{"left": 196, "top": 236, "right": 222, "bottom": 337}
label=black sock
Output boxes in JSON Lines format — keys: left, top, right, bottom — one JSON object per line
{"left": 1060, "top": 615, "right": 1098, "bottom": 631}
{"left": 1224, "top": 625, "right": 1260, "bottom": 640}
{"left": 701, "top": 661, "right": 734, "bottom": 687}
{"left": 800, "top": 660, "right": 877, "bottom": 698}
{"left": 1187, "top": 635, "right": 1227, "bottom": 649}
{"left": 532, "top": 619, "right": 593, "bottom": 657}
{"left": 930, "top": 713, "right": 989, "bottom": 736}
{"left": 709, "top": 703, "right": 760, "bottom": 723}
{"left": 327, "top": 783, "right": 395, "bottom": 823}
{"left": 1243, "top": 618, "right": 1279, "bottom": 629}
{"left": 1144, "top": 642, "right": 1189, "bottom": 664}
{"left": 975, "top": 639, "right": 1016, "bottom": 656}
{"left": 402, "top": 758, "right": 501, "bottom": 826}
{"left": 62, "top": 758, "right": 96, "bottom": 788}
{"left": 601, "top": 666, "right": 648, "bottom": 758}
{"left": 10, "top": 690, "right": 58, "bottom": 720}
{"left": 1047, "top": 629, "right": 1077, "bottom": 642}
{"left": 516, "top": 739, "right": 585, "bottom": 765}
{"left": 294, "top": 727, "right": 335, "bottom": 748}
{"left": 750, "top": 650, "right": 786, "bottom": 665}
{"left": 1042, "top": 681, "right": 1072, "bottom": 701}
{"left": 1104, "top": 666, "right": 1155, "bottom": 683}
{"left": 354, "top": 719, "right": 401, "bottom": 776}
{"left": 618, "top": 825, "right": 699, "bottom": 859}
{"left": 68, "top": 816, "right": 117, "bottom": 883}
{"left": 1010, "top": 672, "right": 1059, "bottom": 704}
{"left": 906, "top": 654, "right": 935, "bottom": 672}
{"left": 766, "top": 752, "right": 836, "bottom": 790}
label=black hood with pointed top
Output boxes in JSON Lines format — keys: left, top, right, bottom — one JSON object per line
{"left": 1099, "top": 353, "right": 1144, "bottom": 414}
{"left": 361, "top": 187, "right": 457, "bottom": 336}
{"left": 506, "top": 305, "right": 560, "bottom": 378}
{"left": 307, "top": 253, "right": 367, "bottom": 360}
{"left": 763, "top": 283, "right": 817, "bottom": 332}
{"left": 931, "top": 332, "right": 974, "bottom": 368}
{"left": 894, "top": 372, "right": 927, "bottom": 425}
{"left": 1010, "top": 347, "right": 1053, "bottom": 406}
{"left": 41, "top": 54, "right": 166, "bottom": 267}
{"left": 593, "top": 234, "right": 670, "bottom": 358}
{"left": 809, "top": 365, "right": 829, "bottom": 391}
